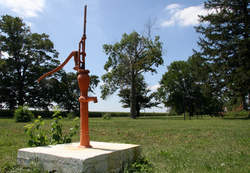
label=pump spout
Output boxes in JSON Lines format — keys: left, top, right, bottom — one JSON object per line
{"left": 79, "top": 96, "right": 98, "bottom": 103}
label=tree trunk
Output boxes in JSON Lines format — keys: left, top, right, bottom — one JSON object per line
{"left": 17, "top": 70, "right": 24, "bottom": 106}
{"left": 190, "top": 102, "right": 194, "bottom": 117}
{"left": 136, "top": 102, "right": 140, "bottom": 117}
{"left": 130, "top": 68, "right": 136, "bottom": 119}
{"left": 237, "top": 93, "right": 246, "bottom": 110}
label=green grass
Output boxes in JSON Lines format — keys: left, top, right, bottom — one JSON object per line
{"left": 0, "top": 115, "right": 250, "bottom": 172}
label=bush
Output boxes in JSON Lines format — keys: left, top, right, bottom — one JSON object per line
{"left": 223, "top": 103, "right": 249, "bottom": 118}
{"left": 224, "top": 110, "right": 249, "bottom": 118}
{"left": 14, "top": 106, "right": 34, "bottom": 122}
{"left": 102, "top": 113, "right": 111, "bottom": 120}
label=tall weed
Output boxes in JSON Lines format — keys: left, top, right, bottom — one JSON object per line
{"left": 24, "top": 106, "right": 79, "bottom": 147}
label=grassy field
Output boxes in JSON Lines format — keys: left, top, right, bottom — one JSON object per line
{"left": 0, "top": 115, "right": 250, "bottom": 172}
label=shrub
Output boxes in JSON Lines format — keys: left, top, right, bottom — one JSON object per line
{"left": 14, "top": 106, "right": 34, "bottom": 122}
{"left": 223, "top": 103, "right": 249, "bottom": 118}
{"left": 102, "top": 113, "right": 111, "bottom": 120}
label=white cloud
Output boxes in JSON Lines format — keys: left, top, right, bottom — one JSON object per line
{"left": 161, "top": 20, "right": 175, "bottom": 27}
{"left": 148, "top": 84, "right": 161, "bottom": 91}
{"left": 165, "top": 3, "right": 181, "bottom": 10}
{"left": 25, "top": 21, "right": 35, "bottom": 28}
{"left": 99, "top": 82, "right": 106, "bottom": 86}
{"left": 0, "top": 0, "right": 45, "bottom": 17}
{"left": 161, "top": 4, "right": 211, "bottom": 27}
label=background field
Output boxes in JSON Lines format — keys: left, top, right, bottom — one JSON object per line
{"left": 0, "top": 115, "right": 250, "bottom": 172}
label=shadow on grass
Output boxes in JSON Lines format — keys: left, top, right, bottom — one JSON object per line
{"left": 137, "top": 115, "right": 215, "bottom": 121}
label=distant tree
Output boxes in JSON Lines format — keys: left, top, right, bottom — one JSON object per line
{"left": 118, "top": 74, "right": 161, "bottom": 117}
{"left": 158, "top": 57, "right": 221, "bottom": 115}
{"left": 101, "top": 31, "right": 163, "bottom": 119}
{"left": 194, "top": 0, "right": 250, "bottom": 109}
{"left": 0, "top": 15, "right": 60, "bottom": 110}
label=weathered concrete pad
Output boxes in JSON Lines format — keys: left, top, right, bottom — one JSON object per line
{"left": 17, "top": 141, "right": 141, "bottom": 173}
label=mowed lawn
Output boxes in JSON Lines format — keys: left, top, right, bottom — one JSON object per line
{"left": 0, "top": 115, "right": 250, "bottom": 172}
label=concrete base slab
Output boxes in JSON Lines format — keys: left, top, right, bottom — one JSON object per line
{"left": 17, "top": 141, "right": 141, "bottom": 173}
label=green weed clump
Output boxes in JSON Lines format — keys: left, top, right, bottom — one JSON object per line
{"left": 102, "top": 113, "right": 112, "bottom": 120}
{"left": 24, "top": 107, "right": 79, "bottom": 147}
{"left": 124, "top": 157, "right": 152, "bottom": 172}
{"left": 14, "top": 106, "right": 34, "bottom": 122}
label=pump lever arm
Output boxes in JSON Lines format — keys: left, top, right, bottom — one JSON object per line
{"left": 38, "top": 51, "right": 78, "bottom": 82}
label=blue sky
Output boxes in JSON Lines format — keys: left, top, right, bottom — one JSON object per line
{"left": 0, "top": 0, "right": 208, "bottom": 113}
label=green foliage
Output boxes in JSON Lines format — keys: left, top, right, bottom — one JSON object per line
{"left": 194, "top": 0, "right": 250, "bottom": 101}
{"left": 32, "top": 110, "right": 59, "bottom": 118}
{"left": 124, "top": 157, "right": 152, "bottom": 173}
{"left": 101, "top": 30, "right": 163, "bottom": 118}
{"left": 158, "top": 58, "right": 220, "bottom": 115}
{"left": 14, "top": 106, "right": 34, "bottom": 122}
{"left": 24, "top": 107, "right": 79, "bottom": 147}
{"left": 0, "top": 109, "right": 165, "bottom": 118}
{"left": 24, "top": 116, "right": 48, "bottom": 147}
{"left": 88, "top": 111, "right": 102, "bottom": 117}
{"left": 65, "top": 112, "right": 75, "bottom": 121}
{"left": 0, "top": 15, "right": 60, "bottom": 110}
{"left": 0, "top": 109, "right": 14, "bottom": 117}
{"left": 118, "top": 74, "right": 161, "bottom": 117}
{"left": 102, "top": 113, "right": 111, "bottom": 120}
{"left": 54, "top": 72, "right": 99, "bottom": 112}
{"left": 224, "top": 110, "right": 249, "bottom": 118}
{"left": 223, "top": 103, "right": 249, "bottom": 118}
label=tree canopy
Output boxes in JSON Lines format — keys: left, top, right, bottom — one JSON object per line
{"left": 158, "top": 56, "right": 222, "bottom": 115}
{"left": 194, "top": 0, "right": 250, "bottom": 107}
{"left": 0, "top": 15, "right": 60, "bottom": 109}
{"left": 101, "top": 31, "right": 163, "bottom": 118}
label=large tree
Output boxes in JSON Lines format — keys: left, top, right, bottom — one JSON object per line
{"left": 194, "top": 0, "right": 250, "bottom": 108}
{"left": 118, "top": 74, "right": 161, "bottom": 117}
{"left": 101, "top": 31, "right": 163, "bottom": 119}
{"left": 0, "top": 15, "right": 60, "bottom": 109}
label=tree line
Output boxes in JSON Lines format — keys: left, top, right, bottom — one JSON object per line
{"left": 1, "top": 0, "right": 249, "bottom": 118}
